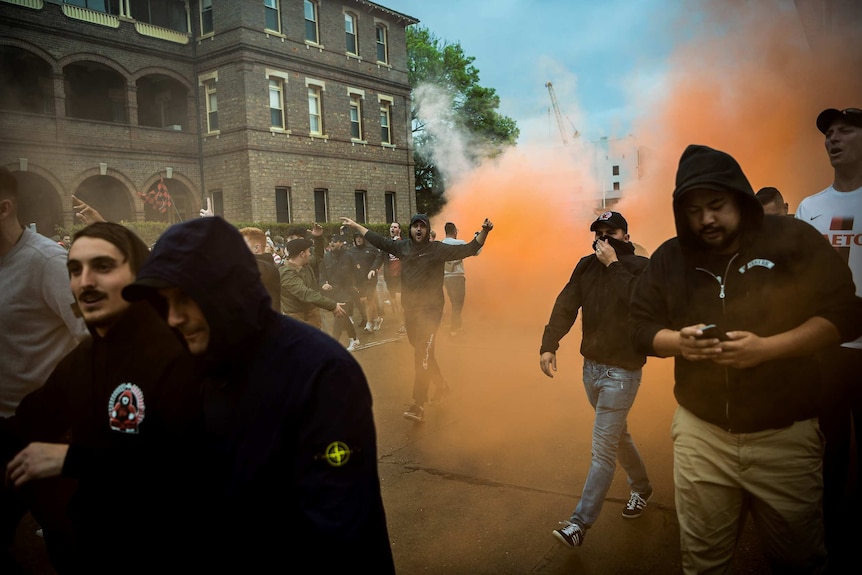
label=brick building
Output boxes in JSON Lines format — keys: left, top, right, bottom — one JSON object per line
{"left": 0, "top": 0, "right": 418, "bottom": 234}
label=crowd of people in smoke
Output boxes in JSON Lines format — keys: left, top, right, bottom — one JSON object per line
{"left": 0, "top": 106, "right": 860, "bottom": 574}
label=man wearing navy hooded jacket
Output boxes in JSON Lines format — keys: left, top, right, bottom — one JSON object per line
{"left": 122, "top": 217, "right": 394, "bottom": 573}
{"left": 341, "top": 214, "right": 493, "bottom": 423}
{"left": 630, "top": 145, "right": 862, "bottom": 573}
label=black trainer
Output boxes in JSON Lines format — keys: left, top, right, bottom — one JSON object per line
{"left": 402, "top": 404, "right": 424, "bottom": 423}
{"left": 552, "top": 521, "right": 584, "bottom": 549}
{"left": 622, "top": 488, "right": 652, "bottom": 519}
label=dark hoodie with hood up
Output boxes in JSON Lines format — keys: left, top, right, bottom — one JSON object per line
{"left": 630, "top": 145, "right": 862, "bottom": 433}
{"left": 363, "top": 213, "right": 483, "bottom": 311}
{"left": 125, "top": 217, "right": 394, "bottom": 572}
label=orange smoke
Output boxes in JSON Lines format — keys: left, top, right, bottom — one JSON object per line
{"left": 433, "top": 0, "right": 861, "bottom": 338}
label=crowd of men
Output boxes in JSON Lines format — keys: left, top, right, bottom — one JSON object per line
{"left": 1, "top": 105, "right": 861, "bottom": 574}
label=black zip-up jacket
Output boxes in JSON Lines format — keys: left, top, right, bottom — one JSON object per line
{"left": 364, "top": 230, "right": 482, "bottom": 311}
{"left": 631, "top": 146, "right": 862, "bottom": 433}
{"left": 319, "top": 247, "right": 362, "bottom": 301}
{"left": 0, "top": 302, "right": 203, "bottom": 572}
{"left": 541, "top": 239, "right": 648, "bottom": 371}
{"left": 127, "top": 217, "right": 394, "bottom": 573}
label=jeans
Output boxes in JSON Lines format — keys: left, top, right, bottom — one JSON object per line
{"left": 570, "top": 359, "right": 650, "bottom": 529}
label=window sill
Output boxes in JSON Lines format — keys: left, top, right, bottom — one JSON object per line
{"left": 346, "top": 52, "right": 361, "bottom": 62}
{"left": 270, "top": 128, "right": 292, "bottom": 137}
{"left": 197, "top": 33, "right": 215, "bottom": 42}
{"left": 310, "top": 133, "right": 329, "bottom": 141}
{"left": 204, "top": 130, "right": 220, "bottom": 138}
{"left": 351, "top": 139, "right": 367, "bottom": 146}
{"left": 305, "top": 41, "right": 325, "bottom": 52}
{"left": 381, "top": 143, "right": 396, "bottom": 149}
{"left": 265, "top": 29, "right": 285, "bottom": 40}
{"left": 376, "top": 61, "right": 391, "bottom": 70}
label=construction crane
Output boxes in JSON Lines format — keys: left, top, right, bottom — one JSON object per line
{"left": 545, "top": 81, "right": 579, "bottom": 145}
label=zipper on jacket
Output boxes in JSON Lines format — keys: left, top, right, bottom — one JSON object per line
{"left": 695, "top": 254, "right": 739, "bottom": 427}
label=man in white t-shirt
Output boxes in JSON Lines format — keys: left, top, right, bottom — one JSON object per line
{"left": 796, "top": 107, "right": 862, "bottom": 573}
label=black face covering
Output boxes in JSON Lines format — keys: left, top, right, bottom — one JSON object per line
{"left": 592, "top": 235, "right": 634, "bottom": 255}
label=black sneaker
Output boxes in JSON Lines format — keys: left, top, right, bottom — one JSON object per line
{"left": 622, "top": 488, "right": 652, "bottom": 519}
{"left": 403, "top": 404, "right": 424, "bottom": 423}
{"left": 552, "top": 521, "right": 584, "bottom": 548}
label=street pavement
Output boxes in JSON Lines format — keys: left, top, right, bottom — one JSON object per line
{"left": 12, "top": 311, "right": 772, "bottom": 574}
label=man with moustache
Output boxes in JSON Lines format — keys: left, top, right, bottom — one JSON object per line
{"left": 795, "top": 107, "right": 862, "bottom": 572}
{"left": 340, "top": 214, "right": 493, "bottom": 423}
{"left": 122, "top": 217, "right": 394, "bottom": 573}
{"left": 1, "top": 222, "right": 202, "bottom": 573}
{"left": 629, "top": 144, "right": 862, "bottom": 573}
{"left": 239, "top": 226, "right": 281, "bottom": 311}
{"left": 540, "top": 211, "right": 653, "bottom": 550}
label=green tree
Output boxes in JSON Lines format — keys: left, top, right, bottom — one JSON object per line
{"left": 407, "top": 26, "right": 519, "bottom": 216}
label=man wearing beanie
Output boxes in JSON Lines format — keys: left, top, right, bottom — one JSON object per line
{"left": 630, "top": 144, "right": 862, "bottom": 573}
{"left": 796, "top": 107, "right": 862, "bottom": 572}
{"left": 340, "top": 214, "right": 493, "bottom": 423}
{"left": 540, "top": 211, "right": 653, "bottom": 550}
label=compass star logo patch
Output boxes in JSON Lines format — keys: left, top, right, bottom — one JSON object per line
{"left": 108, "top": 383, "right": 145, "bottom": 434}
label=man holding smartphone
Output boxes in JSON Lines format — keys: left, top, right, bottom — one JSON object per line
{"left": 630, "top": 145, "right": 862, "bottom": 573}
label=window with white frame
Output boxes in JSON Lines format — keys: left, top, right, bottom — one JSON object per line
{"left": 379, "top": 96, "right": 392, "bottom": 145}
{"left": 200, "top": 0, "right": 213, "bottom": 35}
{"left": 304, "top": 0, "right": 319, "bottom": 44}
{"left": 276, "top": 187, "right": 291, "bottom": 223}
{"left": 345, "top": 12, "right": 358, "bottom": 55}
{"left": 264, "top": 0, "right": 280, "bottom": 33}
{"left": 314, "top": 188, "right": 328, "bottom": 222}
{"left": 199, "top": 71, "right": 219, "bottom": 133}
{"left": 269, "top": 77, "right": 285, "bottom": 129}
{"left": 306, "top": 80, "right": 325, "bottom": 135}
{"left": 375, "top": 23, "right": 388, "bottom": 64}
{"left": 384, "top": 192, "right": 396, "bottom": 224}
{"left": 355, "top": 190, "right": 367, "bottom": 223}
{"left": 348, "top": 88, "right": 365, "bottom": 141}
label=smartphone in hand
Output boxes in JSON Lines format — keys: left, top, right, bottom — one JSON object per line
{"left": 698, "top": 324, "right": 729, "bottom": 341}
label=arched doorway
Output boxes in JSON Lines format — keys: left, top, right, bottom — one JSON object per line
{"left": 75, "top": 176, "right": 133, "bottom": 223}
{"left": 13, "top": 171, "right": 63, "bottom": 237}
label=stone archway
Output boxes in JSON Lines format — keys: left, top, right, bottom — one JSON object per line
{"left": 13, "top": 171, "right": 63, "bottom": 237}
{"left": 75, "top": 175, "right": 134, "bottom": 223}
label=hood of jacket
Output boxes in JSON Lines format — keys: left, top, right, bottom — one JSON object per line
{"left": 672, "top": 145, "right": 763, "bottom": 249}
{"left": 129, "top": 217, "right": 272, "bottom": 367}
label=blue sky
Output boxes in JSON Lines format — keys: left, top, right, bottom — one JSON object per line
{"left": 384, "top": 0, "right": 682, "bottom": 145}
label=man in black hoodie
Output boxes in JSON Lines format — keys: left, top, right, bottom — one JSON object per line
{"left": 341, "top": 214, "right": 493, "bottom": 423}
{"left": 630, "top": 145, "right": 862, "bottom": 573}
{"left": 122, "top": 216, "right": 394, "bottom": 573}
{"left": 1, "top": 222, "right": 202, "bottom": 573}
{"left": 540, "top": 211, "right": 653, "bottom": 550}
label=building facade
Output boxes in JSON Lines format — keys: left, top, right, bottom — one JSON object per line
{"left": 0, "top": 0, "right": 418, "bottom": 234}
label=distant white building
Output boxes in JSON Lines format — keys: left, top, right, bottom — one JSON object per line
{"left": 590, "top": 135, "right": 642, "bottom": 211}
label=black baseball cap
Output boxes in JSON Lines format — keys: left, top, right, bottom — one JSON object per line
{"left": 286, "top": 238, "right": 313, "bottom": 257}
{"left": 590, "top": 211, "right": 628, "bottom": 234}
{"left": 816, "top": 108, "right": 862, "bottom": 134}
